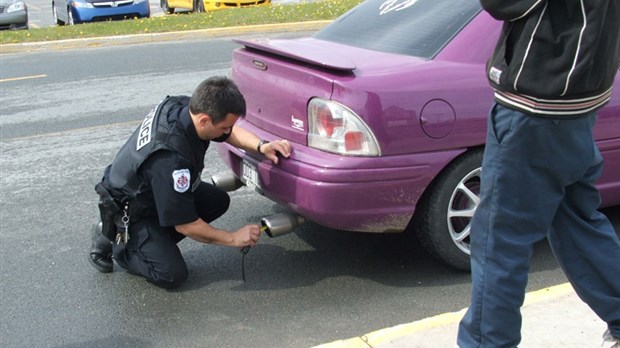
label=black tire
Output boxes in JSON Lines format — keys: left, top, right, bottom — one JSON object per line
{"left": 194, "top": 0, "right": 205, "bottom": 13}
{"left": 161, "top": 0, "right": 174, "bottom": 14}
{"left": 52, "top": 3, "right": 65, "bottom": 25}
{"left": 67, "top": 7, "right": 75, "bottom": 25}
{"left": 412, "top": 149, "right": 483, "bottom": 271}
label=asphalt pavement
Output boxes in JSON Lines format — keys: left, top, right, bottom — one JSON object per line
{"left": 2, "top": 23, "right": 618, "bottom": 348}
{"left": 313, "top": 282, "right": 613, "bottom": 348}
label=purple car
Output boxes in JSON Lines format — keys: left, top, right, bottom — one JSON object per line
{"left": 215, "top": 0, "right": 620, "bottom": 270}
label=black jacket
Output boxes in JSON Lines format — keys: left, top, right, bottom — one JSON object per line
{"left": 104, "top": 96, "right": 201, "bottom": 199}
{"left": 481, "top": 0, "right": 620, "bottom": 117}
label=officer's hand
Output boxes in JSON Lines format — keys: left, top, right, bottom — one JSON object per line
{"left": 233, "top": 224, "right": 261, "bottom": 248}
{"left": 263, "top": 140, "right": 292, "bottom": 165}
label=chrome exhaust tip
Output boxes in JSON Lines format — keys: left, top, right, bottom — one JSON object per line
{"left": 211, "top": 172, "right": 244, "bottom": 192}
{"left": 260, "top": 213, "right": 306, "bottom": 238}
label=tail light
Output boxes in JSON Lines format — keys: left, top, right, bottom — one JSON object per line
{"left": 308, "top": 98, "right": 380, "bottom": 156}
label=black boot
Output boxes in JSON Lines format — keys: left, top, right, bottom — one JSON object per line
{"left": 88, "top": 221, "right": 113, "bottom": 273}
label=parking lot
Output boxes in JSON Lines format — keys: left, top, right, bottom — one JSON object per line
{"left": 22, "top": 0, "right": 299, "bottom": 29}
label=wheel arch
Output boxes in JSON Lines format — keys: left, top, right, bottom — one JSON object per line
{"left": 406, "top": 145, "right": 485, "bottom": 271}
{"left": 409, "top": 145, "right": 484, "bottom": 223}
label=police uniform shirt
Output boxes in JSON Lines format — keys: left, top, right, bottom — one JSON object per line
{"left": 138, "top": 107, "right": 208, "bottom": 227}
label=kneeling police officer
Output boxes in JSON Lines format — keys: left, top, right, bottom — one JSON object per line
{"left": 88, "top": 76, "right": 292, "bottom": 289}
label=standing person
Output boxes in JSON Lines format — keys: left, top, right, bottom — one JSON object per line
{"left": 457, "top": 0, "right": 620, "bottom": 347}
{"left": 88, "top": 76, "right": 292, "bottom": 289}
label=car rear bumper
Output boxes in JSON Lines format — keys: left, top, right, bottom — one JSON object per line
{"left": 204, "top": 0, "right": 270, "bottom": 11}
{"left": 216, "top": 121, "right": 464, "bottom": 233}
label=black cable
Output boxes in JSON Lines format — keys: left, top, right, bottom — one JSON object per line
{"left": 240, "top": 246, "right": 250, "bottom": 282}
{"left": 240, "top": 226, "right": 265, "bottom": 282}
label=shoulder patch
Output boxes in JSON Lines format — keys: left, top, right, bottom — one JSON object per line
{"left": 172, "top": 169, "right": 191, "bottom": 193}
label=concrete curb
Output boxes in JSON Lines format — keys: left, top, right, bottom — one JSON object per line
{"left": 312, "top": 283, "right": 576, "bottom": 348}
{"left": 0, "top": 20, "right": 331, "bottom": 54}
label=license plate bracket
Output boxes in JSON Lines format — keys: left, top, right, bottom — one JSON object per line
{"left": 242, "top": 159, "right": 261, "bottom": 190}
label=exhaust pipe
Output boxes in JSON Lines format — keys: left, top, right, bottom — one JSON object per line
{"left": 211, "top": 172, "right": 244, "bottom": 192}
{"left": 260, "top": 213, "right": 305, "bottom": 238}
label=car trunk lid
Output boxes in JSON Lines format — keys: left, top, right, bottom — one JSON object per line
{"left": 231, "top": 38, "right": 356, "bottom": 145}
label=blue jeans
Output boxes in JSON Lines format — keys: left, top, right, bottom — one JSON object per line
{"left": 457, "top": 103, "right": 620, "bottom": 347}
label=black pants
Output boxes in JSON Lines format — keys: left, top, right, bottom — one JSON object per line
{"left": 112, "top": 182, "right": 230, "bottom": 289}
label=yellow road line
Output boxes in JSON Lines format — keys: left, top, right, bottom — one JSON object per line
{"left": 313, "top": 283, "right": 575, "bottom": 348}
{"left": 0, "top": 74, "right": 47, "bottom": 83}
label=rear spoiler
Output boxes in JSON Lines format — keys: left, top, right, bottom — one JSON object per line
{"left": 234, "top": 38, "right": 357, "bottom": 72}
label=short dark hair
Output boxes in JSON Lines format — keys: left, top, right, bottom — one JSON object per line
{"left": 189, "top": 76, "right": 246, "bottom": 124}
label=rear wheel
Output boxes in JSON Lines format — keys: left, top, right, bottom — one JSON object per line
{"left": 194, "top": 0, "right": 205, "bottom": 12}
{"left": 412, "top": 149, "right": 483, "bottom": 271}
{"left": 67, "top": 7, "right": 75, "bottom": 25}
{"left": 52, "top": 3, "right": 65, "bottom": 25}
{"left": 161, "top": 0, "right": 174, "bottom": 14}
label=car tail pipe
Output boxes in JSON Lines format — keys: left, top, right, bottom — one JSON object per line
{"left": 260, "top": 213, "right": 306, "bottom": 238}
{"left": 210, "top": 172, "right": 305, "bottom": 237}
{"left": 211, "top": 172, "right": 244, "bottom": 192}
{"left": 260, "top": 213, "right": 305, "bottom": 238}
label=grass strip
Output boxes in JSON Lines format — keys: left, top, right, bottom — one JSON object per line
{"left": 0, "top": 0, "right": 362, "bottom": 45}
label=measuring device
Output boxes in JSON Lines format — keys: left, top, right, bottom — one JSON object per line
{"left": 239, "top": 225, "right": 269, "bottom": 281}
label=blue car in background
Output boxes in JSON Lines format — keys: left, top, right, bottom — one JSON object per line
{"left": 52, "top": 0, "right": 149, "bottom": 25}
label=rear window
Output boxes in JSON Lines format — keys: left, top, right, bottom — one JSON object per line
{"left": 314, "top": 0, "right": 481, "bottom": 58}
